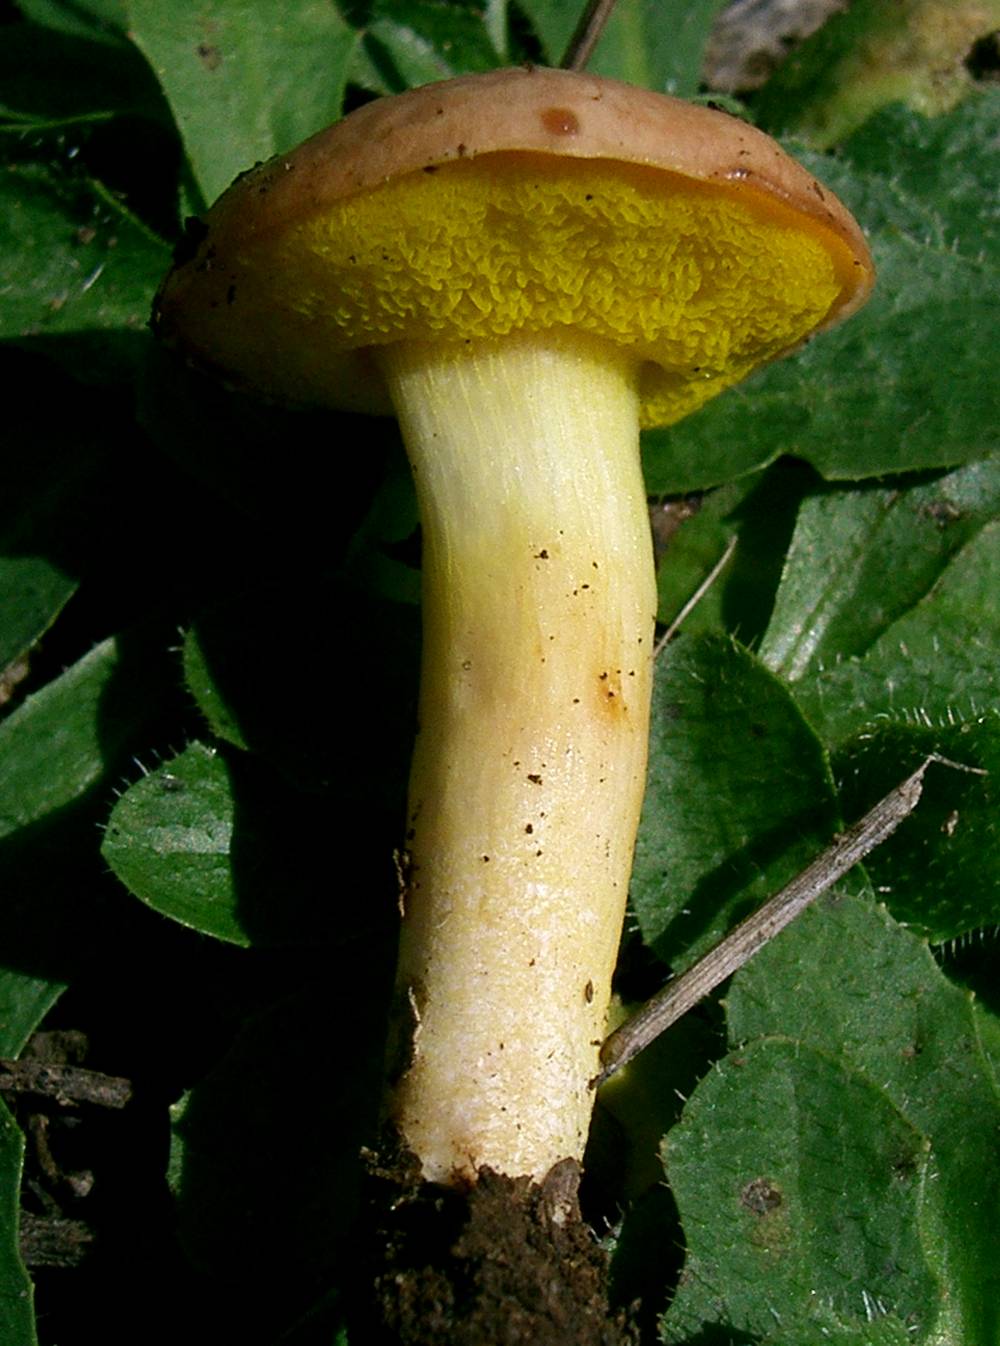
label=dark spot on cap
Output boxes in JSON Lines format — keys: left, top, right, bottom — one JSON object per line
{"left": 540, "top": 106, "right": 579, "bottom": 136}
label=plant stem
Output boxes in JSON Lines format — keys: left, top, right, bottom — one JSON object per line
{"left": 560, "top": 0, "right": 621, "bottom": 70}
{"left": 379, "top": 332, "right": 656, "bottom": 1184}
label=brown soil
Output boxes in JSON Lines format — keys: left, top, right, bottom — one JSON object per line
{"left": 351, "top": 1146, "right": 640, "bottom": 1346}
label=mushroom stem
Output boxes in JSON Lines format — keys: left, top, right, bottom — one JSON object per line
{"left": 379, "top": 330, "right": 657, "bottom": 1185}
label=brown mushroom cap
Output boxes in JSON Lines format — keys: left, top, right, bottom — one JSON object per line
{"left": 155, "top": 66, "right": 874, "bottom": 425}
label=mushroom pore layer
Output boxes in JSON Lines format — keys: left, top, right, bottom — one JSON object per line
{"left": 210, "top": 153, "right": 853, "bottom": 426}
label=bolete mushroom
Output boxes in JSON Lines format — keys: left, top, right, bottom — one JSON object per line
{"left": 154, "top": 66, "right": 874, "bottom": 1188}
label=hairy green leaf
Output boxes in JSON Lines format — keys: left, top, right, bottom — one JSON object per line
{"left": 661, "top": 1035, "right": 935, "bottom": 1343}
{"left": 725, "top": 893, "right": 1000, "bottom": 1345}
{"left": 797, "top": 521, "right": 1000, "bottom": 746}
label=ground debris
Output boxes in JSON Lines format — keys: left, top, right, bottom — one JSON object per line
{"left": 351, "top": 1145, "right": 639, "bottom": 1345}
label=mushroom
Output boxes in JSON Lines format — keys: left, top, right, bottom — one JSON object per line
{"left": 154, "top": 66, "right": 874, "bottom": 1188}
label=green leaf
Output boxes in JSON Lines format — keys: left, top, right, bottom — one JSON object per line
{"left": 126, "top": 0, "right": 359, "bottom": 204}
{"left": 641, "top": 95, "right": 1000, "bottom": 491}
{"left": 182, "top": 631, "right": 248, "bottom": 753}
{"left": 755, "top": 469, "right": 1000, "bottom": 946}
{"left": 753, "top": 0, "right": 999, "bottom": 148}
{"left": 0, "top": 561, "right": 77, "bottom": 693}
{"left": 0, "top": 635, "right": 170, "bottom": 842}
{"left": 0, "top": 161, "right": 168, "bottom": 368}
{"left": 0, "top": 973, "right": 63, "bottom": 1062}
{"left": 0, "top": 631, "right": 176, "bottom": 1004}
{"left": 760, "top": 458, "right": 1000, "bottom": 683}
{"left": 725, "top": 893, "right": 1000, "bottom": 1345}
{"left": 527, "top": 0, "right": 726, "bottom": 95}
{"left": 765, "top": 502, "right": 1000, "bottom": 942}
{"left": 0, "top": 1099, "right": 35, "bottom": 1346}
{"left": 590, "top": 0, "right": 727, "bottom": 96}
{"left": 102, "top": 743, "right": 243, "bottom": 943}
{"left": 631, "top": 635, "right": 838, "bottom": 968}
{"left": 764, "top": 1317, "right": 912, "bottom": 1346}
{"left": 661, "top": 1036, "right": 935, "bottom": 1344}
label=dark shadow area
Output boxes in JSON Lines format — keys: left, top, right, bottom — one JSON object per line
{"left": 168, "top": 964, "right": 392, "bottom": 1342}
{"left": 16, "top": 903, "right": 392, "bottom": 1345}
{"left": 966, "top": 30, "right": 1000, "bottom": 82}
{"left": 935, "top": 929, "right": 1000, "bottom": 1017}
{"left": 586, "top": 1003, "right": 728, "bottom": 1340}
{"left": 608, "top": 1185, "right": 684, "bottom": 1343}
{"left": 716, "top": 456, "right": 819, "bottom": 649}
{"left": 0, "top": 21, "right": 164, "bottom": 128}
{"left": 3, "top": 335, "right": 411, "bottom": 1339}
{"left": 186, "top": 576, "right": 420, "bottom": 798}
{"left": 136, "top": 344, "right": 393, "bottom": 553}
{"left": 206, "top": 740, "right": 404, "bottom": 949}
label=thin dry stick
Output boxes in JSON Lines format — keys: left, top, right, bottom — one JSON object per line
{"left": 594, "top": 754, "right": 986, "bottom": 1087}
{"left": 654, "top": 534, "right": 737, "bottom": 659}
{"left": 560, "top": 0, "right": 620, "bottom": 70}
{"left": 0, "top": 1059, "right": 133, "bottom": 1109}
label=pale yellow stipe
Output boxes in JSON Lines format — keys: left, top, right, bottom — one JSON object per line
{"left": 379, "top": 331, "right": 657, "bottom": 1183}
{"left": 250, "top": 154, "right": 844, "bottom": 427}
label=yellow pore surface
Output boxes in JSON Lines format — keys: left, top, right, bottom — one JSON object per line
{"left": 263, "top": 153, "right": 845, "bottom": 427}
